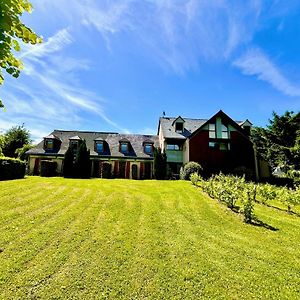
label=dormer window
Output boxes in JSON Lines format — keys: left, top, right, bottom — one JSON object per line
{"left": 96, "top": 142, "right": 103, "bottom": 153}
{"left": 144, "top": 143, "right": 153, "bottom": 154}
{"left": 119, "top": 138, "right": 130, "bottom": 154}
{"left": 43, "top": 134, "right": 61, "bottom": 152}
{"left": 69, "top": 136, "right": 81, "bottom": 153}
{"left": 120, "top": 142, "right": 129, "bottom": 153}
{"left": 94, "top": 138, "right": 104, "bottom": 154}
{"left": 175, "top": 122, "right": 183, "bottom": 133}
{"left": 172, "top": 116, "right": 185, "bottom": 133}
{"left": 44, "top": 139, "right": 54, "bottom": 150}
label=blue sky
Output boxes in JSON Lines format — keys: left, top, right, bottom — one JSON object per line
{"left": 1, "top": 0, "right": 300, "bottom": 142}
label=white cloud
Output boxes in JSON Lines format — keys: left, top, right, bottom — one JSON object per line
{"left": 233, "top": 48, "right": 300, "bottom": 97}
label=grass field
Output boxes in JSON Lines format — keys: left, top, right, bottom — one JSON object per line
{"left": 0, "top": 177, "right": 300, "bottom": 299}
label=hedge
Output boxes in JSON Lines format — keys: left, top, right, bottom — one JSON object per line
{"left": 40, "top": 160, "right": 57, "bottom": 177}
{"left": 0, "top": 157, "right": 26, "bottom": 180}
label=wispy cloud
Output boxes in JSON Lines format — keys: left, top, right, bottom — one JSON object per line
{"left": 233, "top": 47, "right": 300, "bottom": 97}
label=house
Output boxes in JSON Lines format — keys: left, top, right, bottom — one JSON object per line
{"left": 158, "top": 110, "right": 257, "bottom": 178}
{"left": 27, "top": 110, "right": 260, "bottom": 179}
{"left": 27, "top": 131, "right": 158, "bottom": 179}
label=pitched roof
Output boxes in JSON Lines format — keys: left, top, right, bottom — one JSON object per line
{"left": 159, "top": 117, "right": 207, "bottom": 139}
{"left": 159, "top": 111, "right": 252, "bottom": 140}
{"left": 27, "top": 130, "right": 159, "bottom": 159}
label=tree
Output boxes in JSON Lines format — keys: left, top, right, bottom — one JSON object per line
{"left": 0, "top": 135, "right": 4, "bottom": 156}
{"left": 0, "top": 0, "right": 42, "bottom": 107}
{"left": 75, "top": 140, "right": 90, "bottom": 179}
{"left": 15, "top": 143, "right": 34, "bottom": 160}
{"left": 153, "top": 147, "right": 167, "bottom": 179}
{"left": 251, "top": 111, "right": 300, "bottom": 170}
{"left": 63, "top": 147, "right": 74, "bottom": 178}
{"left": 2, "top": 124, "right": 30, "bottom": 157}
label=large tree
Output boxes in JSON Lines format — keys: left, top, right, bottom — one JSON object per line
{"left": 75, "top": 140, "right": 91, "bottom": 179}
{"left": 251, "top": 111, "right": 300, "bottom": 170}
{"left": 2, "top": 124, "right": 30, "bottom": 158}
{"left": 0, "top": 0, "right": 42, "bottom": 107}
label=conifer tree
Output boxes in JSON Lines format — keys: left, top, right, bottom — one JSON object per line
{"left": 63, "top": 147, "right": 74, "bottom": 178}
{"left": 153, "top": 147, "right": 167, "bottom": 179}
{"left": 75, "top": 140, "right": 90, "bottom": 178}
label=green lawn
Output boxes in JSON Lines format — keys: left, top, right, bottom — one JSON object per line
{"left": 0, "top": 177, "right": 300, "bottom": 299}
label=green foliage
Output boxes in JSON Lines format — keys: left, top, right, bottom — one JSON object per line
{"left": 232, "top": 166, "right": 254, "bottom": 181}
{"left": 153, "top": 147, "right": 167, "bottom": 180}
{"left": 0, "top": 135, "right": 4, "bottom": 155}
{"left": 180, "top": 161, "right": 202, "bottom": 180}
{"left": 40, "top": 160, "right": 57, "bottom": 177}
{"left": 63, "top": 147, "right": 74, "bottom": 178}
{"left": 0, "top": 0, "right": 42, "bottom": 107}
{"left": 252, "top": 111, "right": 300, "bottom": 170}
{"left": 190, "top": 172, "right": 201, "bottom": 186}
{"left": 0, "top": 156, "right": 25, "bottom": 180}
{"left": 1, "top": 125, "right": 30, "bottom": 158}
{"left": 75, "top": 140, "right": 90, "bottom": 179}
{"left": 243, "top": 184, "right": 256, "bottom": 223}
{"left": 15, "top": 143, "right": 34, "bottom": 161}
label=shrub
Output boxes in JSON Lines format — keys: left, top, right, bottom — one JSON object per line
{"left": 0, "top": 157, "right": 26, "bottom": 180}
{"left": 180, "top": 162, "right": 202, "bottom": 180}
{"left": 243, "top": 184, "right": 256, "bottom": 223}
{"left": 190, "top": 172, "right": 201, "bottom": 186}
{"left": 102, "top": 163, "right": 112, "bottom": 179}
{"left": 40, "top": 160, "right": 57, "bottom": 177}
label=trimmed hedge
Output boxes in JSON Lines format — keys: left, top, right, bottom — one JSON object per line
{"left": 40, "top": 160, "right": 57, "bottom": 177}
{"left": 0, "top": 157, "right": 26, "bottom": 180}
{"left": 180, "top": 161, "right": 203, "bottom": 180}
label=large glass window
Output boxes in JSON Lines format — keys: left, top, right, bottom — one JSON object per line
{"left": 209, "top": 142, "right": 230, "bottom": 151}
{"left": 222, "top": 124, "right": 229, "bottom": 139}
{"left": 209, "top": 124, "right": 216, "bottom": 138}
{"left": 167, "top": 144, "right": 180, "bottom": 151}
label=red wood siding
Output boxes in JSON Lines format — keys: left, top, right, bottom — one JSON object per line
{"left": 189, "top": 129, "right": 255, "bottom": 175}
{"left": 126, "top": 161, "right": 130, "bottom": 179}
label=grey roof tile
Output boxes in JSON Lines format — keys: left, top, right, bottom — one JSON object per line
{"left": 27, "top": 130, "right": 159, "bottom": 159}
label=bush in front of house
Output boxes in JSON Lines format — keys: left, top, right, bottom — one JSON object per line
{"left": 0, "top": 157, "right": 26, "bottom": 180}
{"left": 180, "top": 161, "right": 203, "bottom": 180}
{"left": 40, "top": 160, "right": 57, "bottom": 177}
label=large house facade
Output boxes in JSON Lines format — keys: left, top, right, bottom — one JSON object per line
{"left": 27, "top": 110, "right": 265, "bottom": 179}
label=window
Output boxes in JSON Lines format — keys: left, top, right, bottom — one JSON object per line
{"left": 167, "top": 144, "right": 180, "bottom": 151}
{"left": 96, "top": 142, "right": 104, "bottom": 153}
{"left": 209, "top": 142, "right": 230, "bottom": 151}
{"left": 120, "top": 143, "right": 129, "bottom": 153}
{"left": 70, "top": 141, "right": 79, "bottom": 152}
{"left": 175, "top": 122, "right": 184, "bottom": 133}
{"left": 209, "top": 124, "right": 216, "bottom": 138}
{"left": 222, "top": 124, "right": 229, "bottom": 139}
{"left": 44, "top": 139, "right": 53, "bottom": 150}
{"left": 144, "top": 144, "right": 153, "bottom": 154}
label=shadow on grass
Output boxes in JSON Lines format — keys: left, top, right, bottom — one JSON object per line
{"left": 250, "top": 216, "right": 279, "bottom": 231}
{"left": 265, "top": 203, "right": 300, "bottom": 217}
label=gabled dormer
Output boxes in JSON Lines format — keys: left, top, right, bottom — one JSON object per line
{"left": 94, "top": 137, "right": 105, "bottom": 154}
{"left": 239, "top": 119, "right": 253, "bottom": 135}
{"left": 69, "top": 136, "right": 81, "bottom": 153}
{"left": 143, "top": 139, "right": 154, "bottom": 155}
{"left": 43, "top": 134, "right": 61, "bottom": 152}
{"left": 119, "top": 138, "right": 130, "bottom": 154}
{"left": 172, "top": 116, "right": 185, "bottom": 133}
